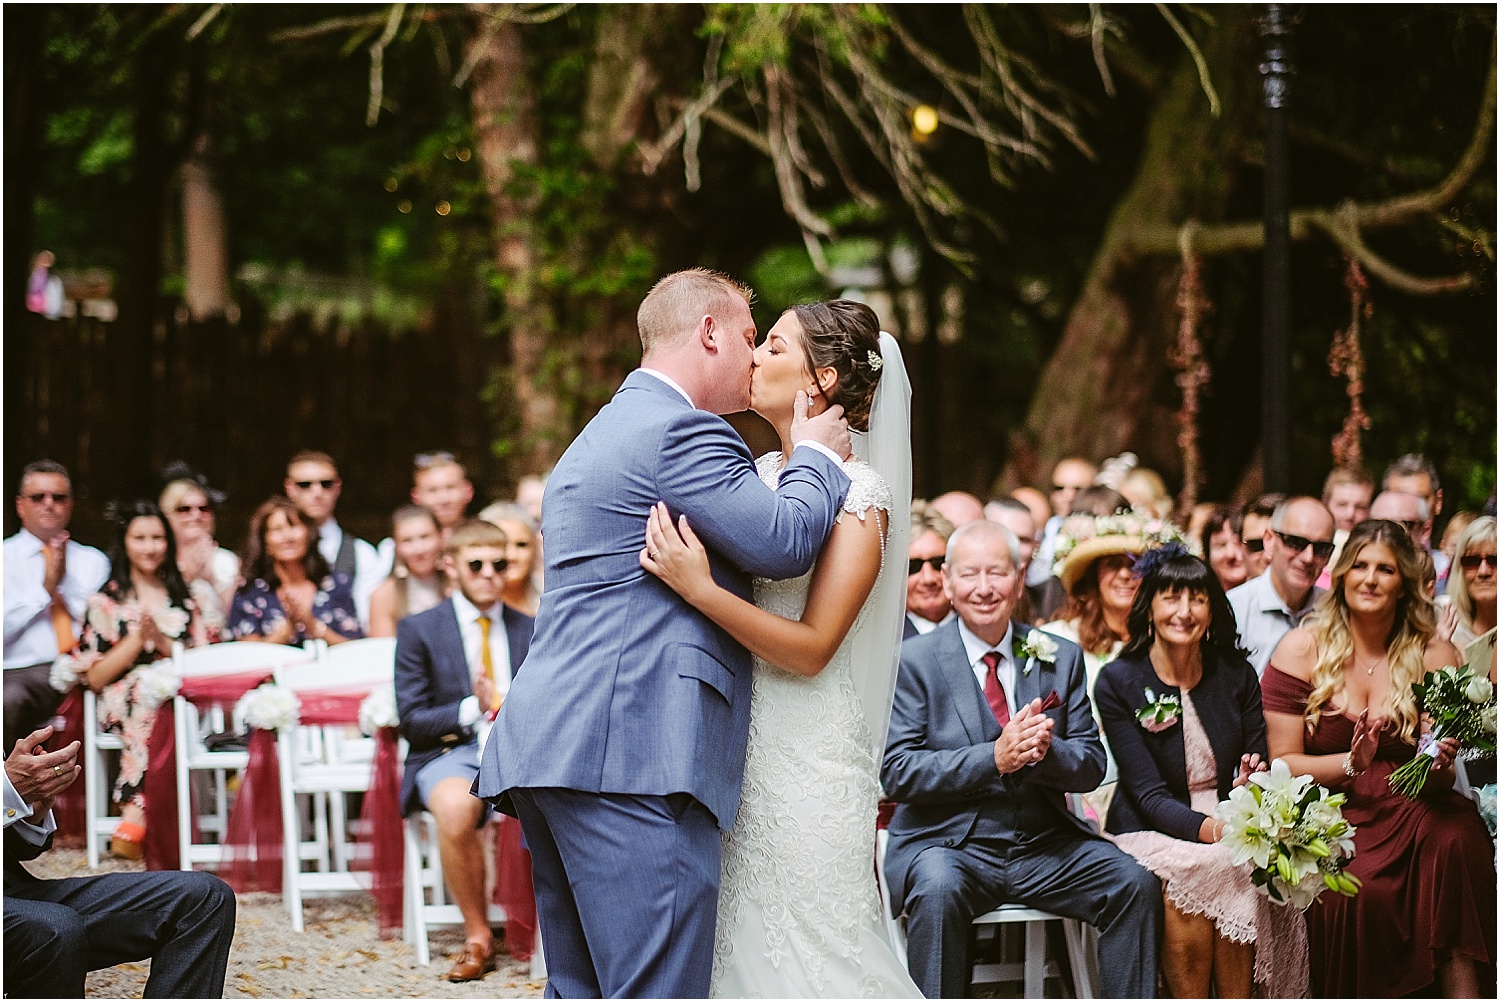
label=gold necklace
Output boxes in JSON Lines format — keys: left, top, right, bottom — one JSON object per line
{"left": 1353, "top": 650, "right": 1388, "bottom": 676}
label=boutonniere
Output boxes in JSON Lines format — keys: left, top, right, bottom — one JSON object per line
{"left": 1016, "top": 632, "right": 1058, "bottom": 676}
{"left": 1137, "top": 687, "right": 1182, "bottom": 733}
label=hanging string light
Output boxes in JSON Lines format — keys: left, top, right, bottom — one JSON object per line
{"left": 1170, "top": 222, "right": 1212, "bottom": 519}
{"left": 1328, "top": 255, "right": 1372, "bottom": 470}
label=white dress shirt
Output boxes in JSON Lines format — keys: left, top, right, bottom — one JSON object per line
{"left": 451, "top": 593, "right": 513, "bottom": 727}
{"left": 3, "top": 770, "right": 55, "bottom": 845}
{"left": 907, "top": 610, "right": 955, "bottom": 636}
{"left": 1227, "top": 569, "right": 1324, "bottom": 678}
{"left": 958, "top": 619, "right": 1018, "bottom": 720}
{"left": 317, "top": 520, "right": 391, "bottom": 632}
{"left": 3, "top": 530, "right": 111, "bottom": 671}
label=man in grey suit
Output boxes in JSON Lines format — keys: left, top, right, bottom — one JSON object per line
{"left": 475, "top": 268, "right": 852, "bottom": 998}
{"left": 882, "top": 520, "right": 1161, "bottom": 998}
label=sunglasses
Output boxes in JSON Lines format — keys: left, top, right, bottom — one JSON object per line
{"left": 22, "top": 492, "right": 71, "bottom": 504}
{"left": 465, "top": 557, "right": 509, "bottom": 575}
{"left": 1242, "top": 537, "right": 1265, "bottom": 553}
{"left": 292, "top": 479, "right": 338, "bottom": 491}
{"left": 174, "top": 503, "right": 212, "bottom": 515}
{"left": 908, "top": 555, "right": 945, "bottom": 575}
{"left": 1459, "top": 553, "right": 1497, "bottom": 571}
{"left": 414, "top": 450, "right": 456, "bottom": 471}
{"left": 1273, "top": 530, "right": 1336, "bottom": 561}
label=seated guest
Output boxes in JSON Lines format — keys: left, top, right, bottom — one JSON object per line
{"left": 368, "top": 506, "right": 448, "bottom": 638}
{"left": 1120, "top": 467, "right": 1173, "bottom": 521}
{"left": 159, "top": 463, "right": 239, "bottom": 628}
{"left": 905, "top": 502, "right": 956, "bottom": 639}
{"left": 1321, "top": 466, "right": 1373, "bottom": 572}
{"left": 412, "top": 451, "right": 476, "bottom": 543}
{"left": 930, "top": 490, "right": 985, "bottom": 527}
{"left": 1262, "top": 519, "right": 1496, "bottom": 997}
{"left": 1072, "top": 484, "right": 1128, "bottom": 518}
{"left": 1226, "top": 496, "right": 1333, "bottom": 676}
{"left": 397, "top": 519, "right": 532, "bottom": 982}
{"left": 4, "top": 723, "right": 236, "bottom": 998}
{"left": 883, "top": 520, "right": 1160, "bottom": 999}
{"left": 1371, "top": 488, "right": 1436, "bottom": 550}
{"left": 1441, "top": 510, "right": 1479, "bottom": 567}
{"left": 1440, "top": 515, "right": 1496, "bottom": 653}
{"left": 3, "top": 460, "right": 110, "bottom": 751}
{"left": 1200, "top": 503, "right": 1248, "bottom": 592}
{"left": 515, "top": 472, "right": 547, "bottom": 523}
{"left": 1383, "top": 453, "right": 1446, "bottom": 583}
{"left": 1041, "top": 516, "right": 1144, "bottom": 693}
{"left": 1096, "top": 546, "right": 1305, "bottom": 998}
{"left": 228, "top": 497, "right": 361, "bottom": 645}
{"left": 284, "top": 450, "right": 389, "bottom": 631}
{"left": 477, "top": 502, "right": 541, "bottom": 617}
{"left": 1010, "top": 487, "right": 1053, "bottom": 544}
{"left": 58, "top": 501, "right": 217, "bottom": 859}
{"left": 986, "top": 496, "right": 1066, "bottom": 624}
{"left": 1239, "top": 493, "right": 1284, "bottom": 579}
{"left": 1031, "top": 457, "right": 1099, "bottom": 593}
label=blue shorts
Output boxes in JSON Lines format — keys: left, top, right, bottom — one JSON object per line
{"left": 412, "top": 742, "right": 489, "bottom": 821}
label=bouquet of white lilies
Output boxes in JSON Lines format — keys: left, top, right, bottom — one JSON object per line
{"left": 1217, "top": 759, "right": 1361, "bottom": 910}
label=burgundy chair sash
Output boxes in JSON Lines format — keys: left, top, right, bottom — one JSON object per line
{"left": 51, "top": 688, "right": 85, "bottom": 845}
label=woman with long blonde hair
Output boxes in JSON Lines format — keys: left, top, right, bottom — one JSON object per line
{"left": 1261, "top": 519, "right": 1494, "bottom": 998}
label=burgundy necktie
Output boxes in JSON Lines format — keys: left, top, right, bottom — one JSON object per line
{"left": 982, "top": 650, "right": 1010, "bottom": 729}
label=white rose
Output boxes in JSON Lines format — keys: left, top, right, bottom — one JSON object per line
{"left": 1465, "top": 675, "right": 1494, "bottom": 704}
{"left": 1482, "top": 705, "right": 1497, "bottom": 734}
{"left": 153, "top": 607, "right": 190, "bottom": 640}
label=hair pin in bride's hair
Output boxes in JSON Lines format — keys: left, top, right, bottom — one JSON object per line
{"left": 866, "top": 350, "right": 883, "bottom": 371}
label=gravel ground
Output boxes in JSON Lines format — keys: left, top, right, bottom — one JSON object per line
{"left": 27, "top": 848, "right": 546, "bottom": 999}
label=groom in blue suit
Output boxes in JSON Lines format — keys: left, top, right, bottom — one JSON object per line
{"left": 476, "top": 269, "right": 853, "bottom": 998}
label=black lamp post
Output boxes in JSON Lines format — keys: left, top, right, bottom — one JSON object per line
{"left": 1260, "top": 4, "right": 1293, "bottom": 491}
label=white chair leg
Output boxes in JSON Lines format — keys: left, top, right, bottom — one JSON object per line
{"left": 1024, "top": 921, "right": 1046, "bottom": 998}
{"left": 404, "top": 819, "right": 431, "bottom": 966}
{"left": 530, "top": 928, "right": 547, "bottom": 980}
{"left": 1063, "top": 919, "right": 1095, "bottom": 998}
{"left": 84, "top": 694, "right": 101, "bottom": 870}
{"left": 175, "top": 698, "right": 193, "bottom": 871}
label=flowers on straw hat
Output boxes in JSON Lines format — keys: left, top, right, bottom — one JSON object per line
{"left": 1052, "top": 511, "right": 1186, "bottom": 592}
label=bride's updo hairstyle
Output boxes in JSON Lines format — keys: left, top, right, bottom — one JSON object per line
{"left": 789, "top": 299, "right": 883, "bottom": 432}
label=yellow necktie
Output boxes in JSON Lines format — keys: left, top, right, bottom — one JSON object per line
{"left": 477, "top": 615, "right": 500, "bottom": 712}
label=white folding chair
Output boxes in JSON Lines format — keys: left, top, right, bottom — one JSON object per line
{"left": 874, "top": 827, "right": 1096, "bottom": 998}
{"left": 82, "top": 686, "right": 125, "bottom": 868}
{"left": 275, "top": 639, "right": 396, "bottom": 931}
{"left": 172, "top": 641, "right": 312, "bottom": 871}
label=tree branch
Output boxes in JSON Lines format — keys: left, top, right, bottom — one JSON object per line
{"left": 1312, "top": 204, "right": 1474, "bottom": 296}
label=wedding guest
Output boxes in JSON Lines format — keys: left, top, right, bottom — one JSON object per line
{"left": 412, "top": 451, "right": 475, "bottom": 541}
{"left": 1120, "top": 467, "right": 1173, "bottom": 520}
{"left": 1072, "top": 485, "right": 1128, "bottom": 518}
{"left": 1439, "top": 516, "right": 1496, "bottom": 651}
{"left": 1371, "top": 489, "right": 1435, "bottom": 549}
{"left": 478, "top": 502, "right": 541, "bottom": 617}
{"left": 1261, "top": 519, "right": 1496, "bottom": 997}
{"left": 1322, "top": 467, "right": 1373, "bottom": 557}
{"left": 396, "top": 519, "right": 532, "bottom": 983}
{"left": 1200, "top": 504, "right": 1249, "bottom": 592}
{"left": 986, "top": 496, "right": 1065, "bottom": 624}
{"left": 227, "top": 497, "right": 361, "bottom": 646}
{"left": 1227, "top": 497, "right": 1333, "bottom": 676}
{"left": 1382, "top": 453, "right": 1444, "bottom": 526}
{"left": 368, "top": 506, "right": 448, "bottom": 638}
{"left": 4, "top": 725, "right": 236, "bottom": 998}
{"left": 1239, "top": 494, "right": 1284, "bottom": 579}
{"left": 159, "top": 462, "right": 238, "bottom": 627}
{"left": 1031, "top": 457, "right": 1099, "bottom": 592}
{"left": 515, "top": 472, "right": 547, "bottom": 523}
{"left": 59, "top": 501, "right": 217, "bottom": 859}
{"left": 1040, "top": 518, "right": 1143, "bottom": 693}
{"left": 1095, "top": 547, "right": 1305, "bottom": 997}
{"left": 1441, "top": 510, "right": 1479, "bottom": 566}
{"left": 883, "top": 520, "right": 1161, "bottom": 999}
{"left": 1183, "top": 502, "right": 1218, "bottom": 556}
{"left": 905, "top": 503, "right": 956, "bottom": 640}
{"left": 1010, "top": 487, "right": 1052, "bottom": 540}
{"left": 3, "top": 461, "right": 110, "bottom": 751}
{"left": 930, "top": 491, "right": 985, "bottom": 527}
{"left": 284, "top": 450, "right": 388, "bottom": 631}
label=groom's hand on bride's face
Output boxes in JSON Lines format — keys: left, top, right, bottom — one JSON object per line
{"left": 790, "top": 390, "right": 851, "bottom": 459}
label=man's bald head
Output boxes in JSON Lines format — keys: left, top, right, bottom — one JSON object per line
{"left": 931, "top": 491, "right": 986, "bottom": 527}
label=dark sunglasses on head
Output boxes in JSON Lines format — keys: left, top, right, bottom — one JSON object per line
{"left": 1274, "top": 530, "right": 1335, "bottom": 561}
{"left": 1460, "top": 553, "right": 1498, "bottom": 571}
{"left": 22, "top": 492, "right": 71, "bottom": 504}
{"left": 908, "top": 555, "right": 945, "bottom": 575}
{"left": 466, "top": 557, "right": 509, "bottom": 575}
{"left": 1242, "top": 537, "right": 1265, "bottom": 553}
{"left": 174, "top": 503, "right": 212, "bottom": 515}
{"left": 293, "top": 479, "right": 338, "bottom": 491}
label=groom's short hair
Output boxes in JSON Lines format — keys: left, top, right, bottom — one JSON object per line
{"left": 638, "top": 268, "right": 754, "bottom": 353}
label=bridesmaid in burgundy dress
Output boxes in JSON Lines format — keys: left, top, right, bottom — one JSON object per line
{"left": 1262, "top": 519, "right": 1495, "bottom": 997}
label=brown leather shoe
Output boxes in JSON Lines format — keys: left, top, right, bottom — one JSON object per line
{"left": 444, "top": 941, "right": 496, "bottom": 983}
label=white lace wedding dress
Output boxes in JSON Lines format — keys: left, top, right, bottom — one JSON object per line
{"left": 711, "top": 454, "right": 921, "bottom": 999}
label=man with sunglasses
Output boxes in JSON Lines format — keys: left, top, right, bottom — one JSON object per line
{"left": 395, "top": 519, "right": 532, "bottom": 983}
{"left": 1227, "top": 496, "right": 1335, "bottom": 677}
{"left": 283, "top": 450, "right": 389, "bottom": 631}
{"left": 3, "top": 460, "right": 109, "bottom": 750}
{"left": 906, "top": 502, "right": 957, "bottom": 639}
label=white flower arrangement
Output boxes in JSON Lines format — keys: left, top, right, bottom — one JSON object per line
{"left": 152, "top": 606, "right": 190, "bottom": 640}
{"left": 1478, "top": 784, "right": 1496, "bottom": 838}
{"left": 1389, "top": 660, "right": 1497, "bottom": 797}
{"left": 866, "top": 349, "right": 883, "bottom": 371}
{"left": 1217, "top": 759, "right": 1361, "bottom": 910}
{"left": 1136, "top": 687, "right": 1182, "bottom": 733}
{"left": 1016, "top": 632, "right": 1058, "bottom": 676}
{"left": 1049, "top": 510, "right": 1187, "bottom": 577}
{"left": 49, "top": 655, "right": 81, "bottom": 693}
{"left": 137, "top": 665, "right": 183, "bottom": 710}
{"left": 358, "top": 685, "right": 399, "bottom": 737}
{"left": 237, "top": 683, "right": 301, "bottom": 732}
{"left": 87, "top": 602, "right": 120, "bottom": 642}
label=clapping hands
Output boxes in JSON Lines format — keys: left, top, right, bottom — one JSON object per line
{"left": 1347, "top": 710, "right": 1384, "bottom": 775}
{"left": 1233, "top": 752, "right": 1268, "bottom": 788}
{"left": 5, "top": 725, "right": 80, "bottom": 819}
{"left": 993, "top": 698, "right": 1054, "bottom": 775}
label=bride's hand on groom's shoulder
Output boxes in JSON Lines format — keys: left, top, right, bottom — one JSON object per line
{"left": 790, "top": 390, "right": 852, "bottom": 460}
{"left": 640, "top": 502, "right": 714, "bottom": 604}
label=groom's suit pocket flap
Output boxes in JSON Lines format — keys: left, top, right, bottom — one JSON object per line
{"left": 676, "top": 645, "right": 736, "bottom": 705}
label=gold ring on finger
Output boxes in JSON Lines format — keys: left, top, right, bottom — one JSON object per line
{"left": 53, "top": 765, "right": 61, "bottom": 776}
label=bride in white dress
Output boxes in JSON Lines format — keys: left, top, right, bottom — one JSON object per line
{"left": 642, "top": 300, "right": 920, "bottom": 998}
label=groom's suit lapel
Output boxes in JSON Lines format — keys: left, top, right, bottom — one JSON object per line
{"left": 935, "top": 622, "right": 991, "bottom": 744}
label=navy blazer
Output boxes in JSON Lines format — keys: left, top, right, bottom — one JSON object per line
{"left": 1094, "top": 648, "right": 1268, "bottom": 842}
{"left": 881, "top": 621, "right": 1105, "bottom": 914}
{"left": 396, "top": 598, "right": 532, "bottom": 816}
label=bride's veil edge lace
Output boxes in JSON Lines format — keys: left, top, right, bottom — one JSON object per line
{"left": 849, "top": 330, "right": 913, "bottom": 761}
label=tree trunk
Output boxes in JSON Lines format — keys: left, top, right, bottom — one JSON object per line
{"left": 1001, "top": 12, "right": 1259, "bottom": 495}
{"left": 466, "top": 7, "right": 555, "bottom": 475}
{"left": 181, "top": 54, "right": 230, "bottom": 322}
{"left": 4, "top": 6, "right": 45, "bottom": 489}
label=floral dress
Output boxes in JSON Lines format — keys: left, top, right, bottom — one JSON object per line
{"left": 64, "top": 583, "right": 217, "bottom": 807}
{"left": 227, "top": 573, "right": 362, "bottom": 643}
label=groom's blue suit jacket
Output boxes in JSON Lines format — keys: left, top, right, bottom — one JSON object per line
{"left": 475, "top": 370, "right": 851, "bottom": 829}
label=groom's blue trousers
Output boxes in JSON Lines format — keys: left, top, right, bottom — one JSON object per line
{"left": 511, "top": 787, "right": 721, "bottom": 999}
